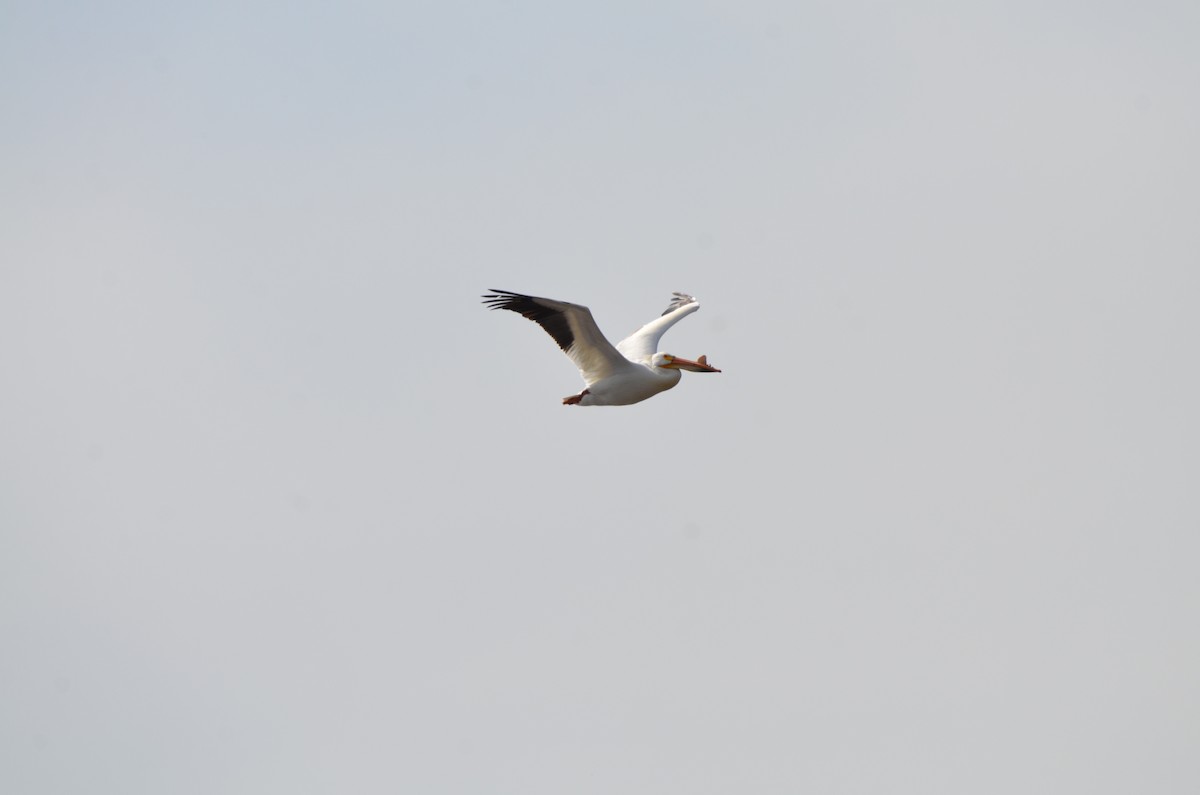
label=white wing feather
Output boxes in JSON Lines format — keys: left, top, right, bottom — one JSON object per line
{"left": 616, "top": 292, "right": 701, "bottom": 362}
{"left": 483, "top": 291, "right": 636, "bottom": 386}
{"left": 550, "top": 298, "right": 636, "bottom": 385}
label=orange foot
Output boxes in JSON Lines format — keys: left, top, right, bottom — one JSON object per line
{"left": 562, "top": 390, "right": 588, "bottom": 405}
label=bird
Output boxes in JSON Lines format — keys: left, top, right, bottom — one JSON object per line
{"left": 482, "top": 289, "right": 721, "bottom": 406}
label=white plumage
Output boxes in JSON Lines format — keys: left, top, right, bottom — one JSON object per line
{"left": 482, "top": 290, "right": 721, "bottom": 406}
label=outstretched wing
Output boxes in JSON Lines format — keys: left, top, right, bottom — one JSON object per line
{"left": 615, "top": 292, "right": 701, "bottom": 362}
{"left": 482, "top": 290, "right": 634, "bottom": 385}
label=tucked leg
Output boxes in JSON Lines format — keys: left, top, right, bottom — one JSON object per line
{"left": 562, "top": 389, "right": 589, "bottom": 405}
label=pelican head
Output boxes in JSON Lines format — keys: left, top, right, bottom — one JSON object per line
{"left": 653, "top": 352, "right": 722, "bottom": 373}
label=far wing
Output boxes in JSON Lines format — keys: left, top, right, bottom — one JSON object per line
{"left": 482, "top": 290, "right": 634, "bottom": 385}
{"left": 616, "top": 292, "right": 701, "bottom": 362}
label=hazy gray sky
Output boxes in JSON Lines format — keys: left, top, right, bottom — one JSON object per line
{"left": 3, "top": 1, "right": 1198, "bottom": 793}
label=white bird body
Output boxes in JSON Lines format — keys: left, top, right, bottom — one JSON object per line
{"left": 482, "top": 290, "right": 721, "bottom": 406}
{"left": 577, "top": 360, "right": 681, "bottom": 406}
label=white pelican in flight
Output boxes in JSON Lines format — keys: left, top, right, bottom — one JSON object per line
{"left": 482, "top": 289, "right": 721, "bottom": 406}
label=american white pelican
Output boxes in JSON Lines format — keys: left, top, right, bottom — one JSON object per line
{"left": 482, "top": 289, "right": 721, "bottom": 406}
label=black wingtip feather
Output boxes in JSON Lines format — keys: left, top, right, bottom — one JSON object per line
{"left": 481, "top": 289, "right": 576, "bottom": 353}
{"left": 661, "top": 292, "right": 697, "bottom": 316}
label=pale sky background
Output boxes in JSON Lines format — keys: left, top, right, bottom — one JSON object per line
{"left": 3, "top": 1, "right": 1199, "bottom": 793}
